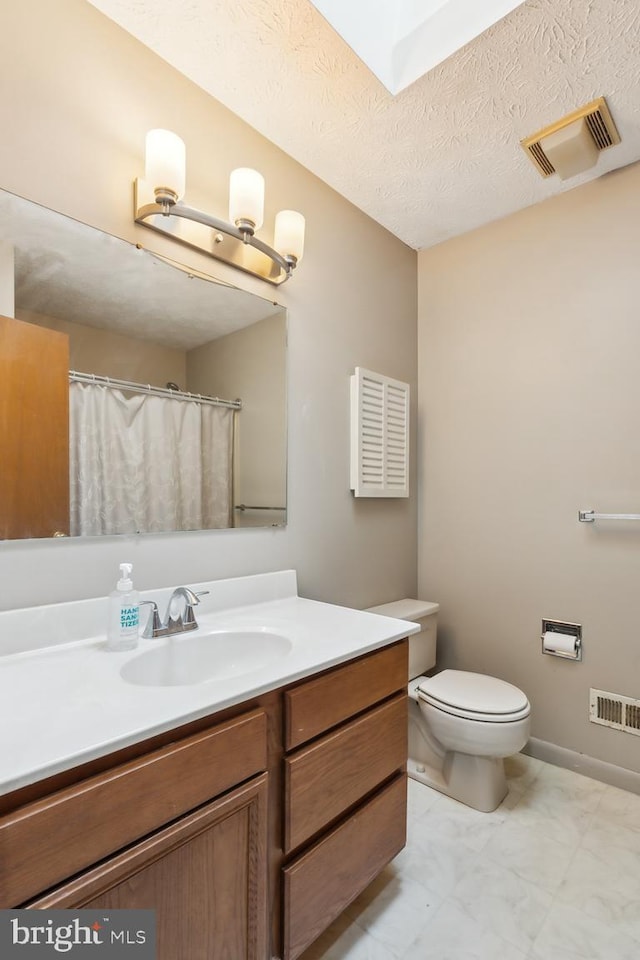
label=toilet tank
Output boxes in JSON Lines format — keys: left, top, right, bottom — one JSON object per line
{"left": 366, "top": 599, "right": 439, "bottom": 680}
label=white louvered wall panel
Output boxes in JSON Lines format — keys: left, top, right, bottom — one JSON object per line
{"left": 350, "top": 367, "right": 409, "bottom": 498}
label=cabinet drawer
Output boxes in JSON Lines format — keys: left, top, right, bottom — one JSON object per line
{"left": 284, "top": 694, "right": 406, "bottom": 853}
{"left": 0, "top": 708, "right": 267, "bottom": 907}
{"left": 284, "top": 640, "right": 408, "bottom": 750}
{"left": 283, "top": 774, "right": 407, "bottom": 960}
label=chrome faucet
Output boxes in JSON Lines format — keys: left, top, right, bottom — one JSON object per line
{"left": 141, "top": 587, "right": 210, "bottom": 639}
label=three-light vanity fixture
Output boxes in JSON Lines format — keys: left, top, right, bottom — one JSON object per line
{"left": 134, "top": 129, "right": 305, "bottom": 285}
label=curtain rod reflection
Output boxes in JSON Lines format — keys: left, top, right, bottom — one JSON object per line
{"left": 234, "top": 504, "right": 286, "bottom": 511}
{"left": 69, "top": 371, "right": 242, "bottom": 410}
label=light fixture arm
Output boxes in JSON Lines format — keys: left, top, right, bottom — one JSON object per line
{"left": 153, "top": 198, "right": 294, "bottom": 273}
{"left": 134, "top": 180, "right": 297, "bottom": 285}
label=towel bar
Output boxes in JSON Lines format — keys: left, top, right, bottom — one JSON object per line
{"left": 579, "top": 510, "right": 640, "bottom": 523}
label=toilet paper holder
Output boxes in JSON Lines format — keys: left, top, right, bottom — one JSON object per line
{"left": 541, "top": 619, "right": 582, "bottom": 661}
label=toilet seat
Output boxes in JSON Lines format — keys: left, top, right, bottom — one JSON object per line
{"left": 417, "top": 670, "right": 530, "bottom": 723}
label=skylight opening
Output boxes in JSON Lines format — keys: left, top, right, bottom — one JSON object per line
{"left": 309, "top": 0, "right": 526, "bottom": 94}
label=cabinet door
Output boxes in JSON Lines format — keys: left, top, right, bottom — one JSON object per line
{"left": 0, "top": 314, "right": 70, "bottom": 538}
{"left": 29, "top": 774, "right": 268, "bottom": 960}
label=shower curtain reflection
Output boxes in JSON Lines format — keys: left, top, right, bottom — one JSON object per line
{"left": 69, "top": 382, "right": 234, "bottom": 536}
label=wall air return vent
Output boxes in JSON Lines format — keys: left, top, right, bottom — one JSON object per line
{"left": 589, "top": 688, "right": 640, "bottom": 737}
{"left": 350, "top": 367, "right": 409, "bottom": 498}
{"left": 521, "top": 97, "right": 620, "bottom": 179}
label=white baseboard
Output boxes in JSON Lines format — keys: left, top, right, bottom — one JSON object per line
{"left": 523, "top": 737, "right": 640, "bottom": 796}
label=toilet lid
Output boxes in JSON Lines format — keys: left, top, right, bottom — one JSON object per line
{"left": 417, "top": 670, "right": 530, "bottom": 722}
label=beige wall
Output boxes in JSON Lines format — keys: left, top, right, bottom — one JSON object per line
{"left": 188, "top": 313, "right": 287, "bottom": 525}
{"left": 418, "top": 161, "right": 640, "bottom": 773}
{"left": 0, "top": 0, "right": 417, "bottom": 611}
{"left": 17, "top": 309, "right": 186, "bottom": 385}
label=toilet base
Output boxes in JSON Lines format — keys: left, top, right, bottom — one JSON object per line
{"left": 407, "top": 677, "right": 526, "bottom": 812}
{"left": 408, "top": 752, "right": 508, "bottom": 813}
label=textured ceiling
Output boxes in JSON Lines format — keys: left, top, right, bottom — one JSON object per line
{"left": 0, "top": 190, "right": 279, "bottom": 350}
{"left": 88, "top": 0, "right": 640, "bottom": 250}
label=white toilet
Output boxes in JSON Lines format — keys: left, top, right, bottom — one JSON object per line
{"left": 367, "top": 599, "right": 531, "bottom": 812}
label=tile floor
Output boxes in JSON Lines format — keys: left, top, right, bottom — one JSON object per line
{"left": 300, "top": 754, "right": 640, "bottom": 960}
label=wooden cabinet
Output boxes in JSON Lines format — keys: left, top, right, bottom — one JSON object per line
{"left": 283, "top": 776, "right": 406, "bottom": 960}
{"left": 0, "top": 709, "right": 269, "bottom": 960}
{"left": 0, "top": 315, "right": 70, "bottom": 539}
{"left": 0, "top": 708, "right": 267, "bottom": 907}
{"left": 284, "top": 695, "right": 406, "bottom": 853}
{"left": 0, "top": 640, "right": 409, "bottom": 960}
{"left": 282, "top": 641, "right": 408, "bottom": 960}
{"left": 284, "top": 641, "right": 407, "bottom": 752}
{"left": 29, "top": 775, "right": 268, "bottom": 960}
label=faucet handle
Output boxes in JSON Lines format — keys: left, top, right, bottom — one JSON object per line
{"left": 174, "top": 587, "right": 208, "bottom": 607}
{"left": 179, "top": 587, "right": 199, "bottom": 607}
{"left": 182, "top": 590, "right": 210, "bottom": 628}
{"left": 140, "top": 600, "right": 168, "bottom": 639}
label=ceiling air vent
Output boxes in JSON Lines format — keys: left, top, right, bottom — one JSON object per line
{"left": 521, "top": 97, "right": 620, "bottom": 178}
{"left": 589, "top": 688, "right": 640, "bottom": 737}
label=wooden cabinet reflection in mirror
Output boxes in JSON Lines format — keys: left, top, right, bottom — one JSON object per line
{"left": 0, "top": 315, "right": 70, "bottom": 539}
{"left": 0, "top": 188, "right": 288, "bottom": 540}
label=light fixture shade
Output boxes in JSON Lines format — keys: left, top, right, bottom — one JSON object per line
{"left": 539, "top": 117, "right": 599, "bottom": 181}
{"left": 145, "top": 129, "right": 186, "bottom": 203}
{"left": 274, "top": 210, "right": 305, "bottom": 263}
{"left": 229, "top": 168, "right": 265, "bottom": 231}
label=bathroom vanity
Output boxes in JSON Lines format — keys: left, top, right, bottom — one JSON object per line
{"left": 0, "top": 572, "right": 415, "bottom": 960}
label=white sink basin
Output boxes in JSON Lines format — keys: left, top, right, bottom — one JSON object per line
{"left": 120, "top": 629, "right": 292, "bottom": 687}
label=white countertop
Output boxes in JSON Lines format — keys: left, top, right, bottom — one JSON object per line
{"left": 0, "top": 571, "right": 418, "bottom": 796}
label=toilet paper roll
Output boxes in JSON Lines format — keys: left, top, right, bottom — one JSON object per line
{"left": 543, "top": 631, "right": 578, "bottom": 657}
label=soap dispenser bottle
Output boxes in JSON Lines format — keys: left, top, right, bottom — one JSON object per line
{"left": 107, "top": 563, "right": 140, "bottom": 651}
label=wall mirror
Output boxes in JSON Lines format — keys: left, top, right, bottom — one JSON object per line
{"left": 0, "top": 188, "right": 287, "bottom": 540}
